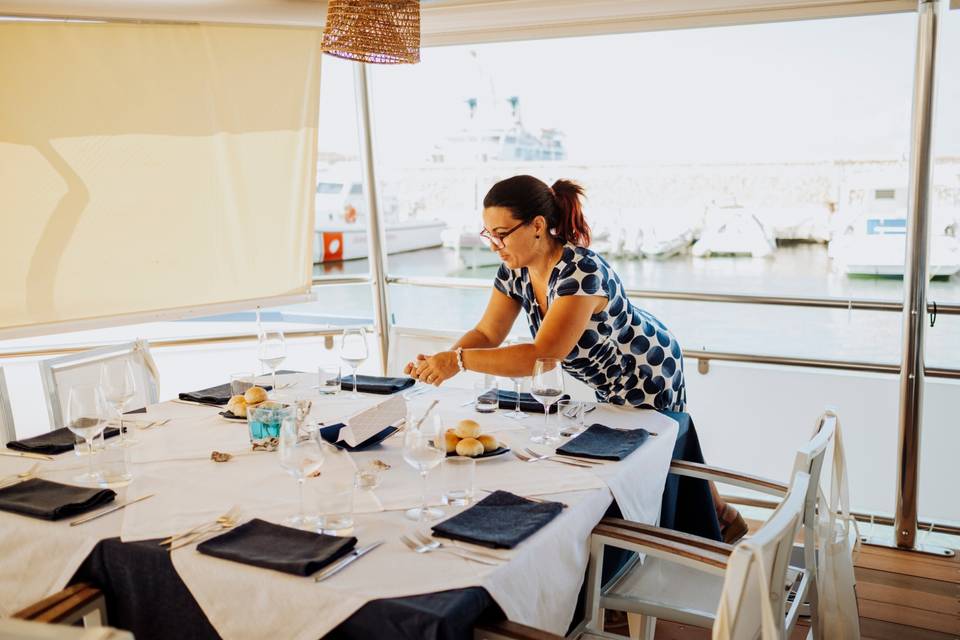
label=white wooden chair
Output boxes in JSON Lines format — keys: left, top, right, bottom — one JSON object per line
{"left": 0, "top": 367, "right": 15, "bottom": 448}
{"left": 583, "top": 470, "right": 811, "bottom": 640}
{"left": 39, "top": 340, "right": 159, "bottom": 429}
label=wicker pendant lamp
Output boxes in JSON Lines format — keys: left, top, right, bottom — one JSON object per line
{"left": 322, "top": 0, "right": 421, "bottom": 64}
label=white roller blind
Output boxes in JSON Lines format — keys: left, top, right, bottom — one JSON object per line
{"left": 0, "top": 22, "right": 321, "bottom": 339}
{"left": 0, "top": 0, "right": 918, "bottom": 43}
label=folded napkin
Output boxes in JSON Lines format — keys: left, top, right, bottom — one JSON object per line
{"left": 556, "top": 423, "right": 650, "bottom": 461}
{"left": 178, "top": 382, "right": 273, "bottom": 405}
{"left": 197, "top": 518, "right": 357, "bottom": 576}
{"left": 7, "top": 426, "right": 121, "bottom": 456}
{"left": 431, "top": 490, "right": 563, "bottom": 549}
{"left": 338, "top": 375, "right": 415, "bottom": 395}
{"left": 318, "top": 423, "right": 397, "bottom": 451}
{"left": 0, "top": 478, "right": 116, "bottom": 521}
{"left": 485, "top": 390, "right": 570, "bottom": 414}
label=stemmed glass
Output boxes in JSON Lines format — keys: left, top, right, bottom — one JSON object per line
{"left": 99, "top": 359, "right": 137, "bottom": 447}
{"left": 505, "top": 375, "right": 528, "bottom": 420}
{"left": 340, "top": 328, "right": 368, "bottom": 399}
{"left": 278, "top": 416, "right": 325, "bottom": 529}
{"left": 402, "top": 414, "right": 445, "bottom": 522}
{"left": 66, "top": 385, "right": 108, "bottom": 485}
{"left": 531, "top": 358, "right": 565, "bottom": 444}
{"left": 258, "top": 330, "right": 287, "bottom": 391}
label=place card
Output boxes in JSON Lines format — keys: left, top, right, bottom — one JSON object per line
{"left": 339, "top": 395, "right": 407, "bottom": 447}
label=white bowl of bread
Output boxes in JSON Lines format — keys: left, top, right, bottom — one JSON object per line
{"left": 225, "top": 386, "right": 269, "bottom": 418}
{"left": 444, "top": 419, "right": 503, "bottom": 458}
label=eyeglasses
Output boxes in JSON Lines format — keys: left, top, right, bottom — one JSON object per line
{"left": 479, "top": 221, "right": 527, "bottom": 249}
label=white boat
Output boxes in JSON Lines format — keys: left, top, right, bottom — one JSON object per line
{"left": 754, "top": 205, "right": 832, "bottom": 242}
{"left": 692, "top": 205, "right": 776, "bottom": 258}
{"left": 314, "top": 171, "right": 445, "bottom": 263}
{"left": 635, "top": 207, "right": 703, "bottom": 259}
{"left": 829, "top": 186, "right": 960, "bottom": 277}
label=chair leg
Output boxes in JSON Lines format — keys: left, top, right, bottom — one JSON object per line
{"left": 627, "top": 613, "right": 656, "bottom": 640}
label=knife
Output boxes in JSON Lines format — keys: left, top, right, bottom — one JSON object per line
{"left": 314, "top": 541, "right": 384, "bottom": 582}
{"left": 69, "top": 493, "right": 155, "bottom": 526}
{"left": 0, "top": 451, "right": 54, "bottom": 461}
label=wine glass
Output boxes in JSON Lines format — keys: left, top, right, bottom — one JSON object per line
{"left": 340, "top": 328, "right": 368, "bottom": 399}
{"left": 531, "top": 358, "right": 565, "bottom": 444}
{"left": 402, "top": 414, "right": 445, "bottom": 522}
{"left": 278, "top": 416, "right": 325, "bottom": 529}
{"left": 66, "top": 385, "right": 108, "bottom": 485}
{"left": 99, "top": 359, "right": 137, "bottom": 447}
{"left": 505, "top": 374, "right": 528, "bottom": 420}
{"left": 258, "top": 330, "right": 287, "bottom": 391}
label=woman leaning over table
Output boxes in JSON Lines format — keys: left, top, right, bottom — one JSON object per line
{"left": 404, "top": 174, "right": 747, "bottom": 543}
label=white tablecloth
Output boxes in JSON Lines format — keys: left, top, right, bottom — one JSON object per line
{"left": 0, "top": 376, "right": 677, "bottom": 637}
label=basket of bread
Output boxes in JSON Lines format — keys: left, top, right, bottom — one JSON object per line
{"left": 221, "top": 386, "right": 269, "bottom": 420}
{"left": 444, "top": 419, "right": 508, "bottom": 459}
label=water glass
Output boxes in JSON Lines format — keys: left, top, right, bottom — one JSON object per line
{"left": 248, "top": 402, "right": 294, "bottom": 451}
{"left": 97, "top": 442, "right": 132, "bottom": 487}
{"left": 99, "top": 359, "right": 138, "bottom": 447}
{"left": 340, "top": 328, "right": 369, "bottom": 399}
{"left": 402, "top": 416, "right": 445, "bottom": 522}
{"left": 317, "top": 479, "right": 355, "bottom": 536}
{"left": 66, "top": 385, "right": 108, "bottom": 485}
{"left": 441, "top": 456, "right": 475, "bottom": 506}
{"left": 230, "top": 372, "right": 255, "bottom": 396}
{"left": 317, "top": 366, "right": 341, "bottom": 395}
{"left": 474, "top": 376, "right": 498, "bottom": 414}
{"left": 258, "top": 330, "right": 287, "bottom": 391}
{"left": 504, "top": 376, "right": 528, "bottom": 421}
{"left": 557, "top": 399, "right": 586, "bottom": 436}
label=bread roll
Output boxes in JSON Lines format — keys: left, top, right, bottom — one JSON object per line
{"left": 244, "top": 386, "right": 268, "bottom": 405}
{"left": 455, "top": 419, "right": 481, "bottom": 439}
{"left": 226, "top": 395, "right": 247, "bottom": 417}
{"left": 456, "top": 437, "right": 484, "bottom": 457}
{"left": 477, "top": 434, "right": 498, "bottom": 453}
{"left": 444, "top": 429, "right": 461, "bottom": 453}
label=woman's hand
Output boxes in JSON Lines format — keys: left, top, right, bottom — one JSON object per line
{"left": 412, "top": 351, "right": 460, "bottom": 386}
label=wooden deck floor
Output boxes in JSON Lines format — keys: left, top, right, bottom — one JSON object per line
{"left": 606, "top": 537, "right": 960, "bottom": 639}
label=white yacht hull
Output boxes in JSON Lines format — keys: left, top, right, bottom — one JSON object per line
{"left": 314, "top": 220, "right": 445, "bottom": 263}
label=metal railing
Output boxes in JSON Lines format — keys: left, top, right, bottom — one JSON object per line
{"left": 385, "top": 274, "right": 960, "bottom": 316}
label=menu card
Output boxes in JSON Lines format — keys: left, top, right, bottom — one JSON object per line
{"left": 339, "top": 395, "right": 407, "bottom": 447}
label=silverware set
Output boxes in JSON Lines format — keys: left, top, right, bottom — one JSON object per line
{"left": 514, "top": 448, "right": 603, "bottom": 469}
{"left": 160, "top": 506, "right": 241, "bottom": 551}
{"left": 399, "top": 532, "right": 503, "bottom": 565}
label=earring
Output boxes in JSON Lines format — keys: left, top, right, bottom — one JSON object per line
{"left": 535, "top": 235, "right": 540, "bottom": 239}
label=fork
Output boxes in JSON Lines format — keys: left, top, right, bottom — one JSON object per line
{"left": 0, "top": 463, "right": 40, "bottom": 490}
{"left": 141, "top": 418, "right": 171, "bottom": 431}
{"left": 160, "top": 506, "right": 241, "bottom": 547}
{"left": 514, "top": 450, "right": 592, "bottom": 469}
{"left": 168, "top": 519, "right": 238, "bottom": 551}
{"left": 523, "top": 448, "right": 606, "bottom": 466}
{"left": 399, "top": 534, "right": 501, "bottom": 565}
{"left": 411, "top": 532, "right": 507, "bottom": 563}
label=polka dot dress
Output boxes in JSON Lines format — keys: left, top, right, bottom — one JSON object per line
{"left": 494, "top": 244, "right": 686, "bottom": 411}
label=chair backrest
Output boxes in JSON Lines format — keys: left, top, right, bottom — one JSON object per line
{"left": 39, "top": 340, "right": 159, "bottom": 429}
{"left": 0, "top": 368, "right": 15, "bottom": 447}
{"left": 714, "top": 471, "right": 810, "bottom": 640}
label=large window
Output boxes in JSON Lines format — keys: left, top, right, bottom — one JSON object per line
{"left": 369, "top": 14, "right": 925, "bottom": 368}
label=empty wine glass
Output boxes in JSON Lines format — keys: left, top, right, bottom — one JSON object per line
{"left": 402, "top": 414, "right": 445, "bottom": 522}
{"left": 279, "top": 416, "right": 325, "bottom": 529}
{"left": 505, "top": 375, "right": 528, "bottom": 420}
{"left": 66, "top": 385, "right": 108, "bottom": 485}
{"left": 99, "top": 359, "right": 137, "bottom": 447}
{"left": 531, "top": 358, "right": 565, "bottom": 444}
{"left": 258, "top": 330, "right": 287, "bottom": 391}
{"left": 340, "top": 328, "right": 368, "bottom": 399}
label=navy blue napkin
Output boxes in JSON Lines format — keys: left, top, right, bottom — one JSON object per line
{"left": 556, "top": 424, "right": 650, "bottom": 461}
{"left": 338, "top": 375, "right": 415, "bottom": 395}
{"left": 318, "top": 423, "right": 398, "bottom": 451}
{"left": 197, "top": 518, "right": 357, "bottom": 576}
{"left": 487, "top": 390, "right": 569, "bottom": 414}
{"left": 0, "top": 478, "right": 116, "bottom": 520}
{"left": 431, "top": 490, "right": 563, "bottom": 549}
{"left": 7, "top": 426, "right": 121, "bottom": 456}
{"left": 178, "top": 382, "right": 273, "bottom": 405}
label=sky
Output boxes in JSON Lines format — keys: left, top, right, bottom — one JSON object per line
{"left": 318, "top": 10, "right": 960, "bottom": 166}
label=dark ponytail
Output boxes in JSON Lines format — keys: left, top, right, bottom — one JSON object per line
{"left": 483, "top": 175, "right": 592, "bottom": 247}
